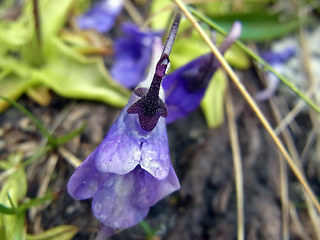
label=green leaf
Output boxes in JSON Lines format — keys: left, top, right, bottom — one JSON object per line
{"left": 20, "top": 0, "right": 75, "bottom": 65}
{"left": 198, "top": 0, "right": 276, "bottom": 17}
{"left": 18, "top": 193, "right": 54, "bottom": 213}
{"left": 39, "top": 0, "right": 75, "bottom": 56}
{"left": 0, "top": 204, "right": 16, "bottom": 214}
{"left": 170, "top": 20, "right": 210, "bottom": 70}
{"left": 22, "top": 145, "right": 53, "bottom": 168}
{"left": 224, "top": 44, "right": 250, "bottom": 70}
{"left": 201, "top": 69, "right": 227, "bottom": 128}
{"left": 170, "top": 20, "right": 250, "bottom": 71}
{"left": 55, "top": 122, "right": 87, "bottom": 146}
{"left": 150, "top": 0, "right": 172, "bottom": 30}
{"left": 13, "top": 211, "right": 26, "bottom": 240}
{"left": 37, "top": 37, "right": 130, "bottom": 108}
{"left": 0, "top": 7, "right": 32, "bottom": 49}
{"left": 213, "top": 13, "right": 300, "bottom": 42}
{"left": 26, "top": 225, "right": 79, "bottom": 240}
{"left": 0, "top": 159, "right": 27, "bottom": 240}
{"left": 0, "top": 68, "right": 37, "bottom": 113}
{"left": 0, "top": 160, "right": 14, "bottom": 170}
{"left": 139, "top": 221, "right": 158, "bottom": 240}
{"left": 0, "top": 0, "right": 130, "bottom": 112}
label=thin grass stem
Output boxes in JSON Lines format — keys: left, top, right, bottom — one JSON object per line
{"left": 188, "top": 7, "right": 320, "bottom": 115}
{"left": 226, "top": 86, "right": 245, "bottom": 240}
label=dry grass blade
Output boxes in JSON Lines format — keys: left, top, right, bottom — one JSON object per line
{"left": 124, "top": 0, "right": 144, "bottom": 25}
{"left": 275, "top": 97, "right": 308, "bottom": 134}
{"left": 58, "top": 146, "right": 82, "bottom": 168}
{"left": 269, "top": 73, "right": 320, "bottom": 239}
{"left": 279, "top": 153, "right": 289, "bottom": 240}
{"left": 172, "top": 0, "right": 320, "bottom": 213}
{"left": 226, "top": 86, "right": 244, "bottom": 240}
{"left": 289, "top": 203, "right": 312, "bottom": 240}
{"left": 30, "top": 154, "right": 58, "bottom": 233}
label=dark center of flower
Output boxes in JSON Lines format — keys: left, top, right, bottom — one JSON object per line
{"left": 127, "top": 55, "right": 169, "bottom": 131}
{"left": 127, "top": 12, "right": 181, "bottom": 132}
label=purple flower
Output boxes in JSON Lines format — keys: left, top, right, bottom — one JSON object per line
{"left": 261, "top": 48, "right": 295, "bottom": 65}
{"left": 111, "top": 23, "right": 162, "bottom": 88}
{"left": 255, "top": 47, "right": 295, "bottom": 101}
{"left": 67, "top": 38, "right": 180, "bottom": 237}
{"left": 163, "top": 22, "right": 242, "bottom": 123}
{"left": 77, "top": 0, "right": 124, "bottom": 33}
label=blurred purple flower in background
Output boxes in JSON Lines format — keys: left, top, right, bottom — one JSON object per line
{"left": 255, "top": 47, "right": 295, "bottom": 101}
{"left": 111, "top": 23, "right": 162, "bottom": 88}
{"left": 67, "top": 38, "right": 180, "bottom": 237}
{"left": 163, "top": 21, "right": 242, "bottom": 123}
{"left": 77, "top": 0, "right": 124, "bottom": 33}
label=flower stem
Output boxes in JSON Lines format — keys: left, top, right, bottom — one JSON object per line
{"left": 162, "top": 11, "right": 182, "bottom": 57}
{"left": 147, "top": 11, "right": 182, "bottom": 98}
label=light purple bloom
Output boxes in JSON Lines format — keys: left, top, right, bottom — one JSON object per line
{"left": 255, "top": 47, "right": 295, "bottom": 101}
{"left": 163, "top": 22, "right": 242, "bottom": 123}
{"left": 77, "top": 0, "right": 124, "bottom": 33}
{"left": 111, "top": 23, "right": 162, "bottom": 88}
{"left": 261, "top": 48, "right": 295, "bottom": 65}
{"left": 67, "top": 38, "right": 180, "bottom": 237}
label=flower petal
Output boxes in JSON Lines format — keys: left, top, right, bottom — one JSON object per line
{"left": 139, "top": 117, "right": 170, "bottom": 179}
{"left": 77, "top": 0, "right": 124, "bottom": 33}
{"left": 95, "top": 96, "right": 170, "bottom": 180}
{"left": 67, "top": 149, "right": 102, "bottom": 200}
{"left": 111, "top": 37, "right": 151, "bottom": 88}
{"left": 92, "top": 165, "right": 179, "bottom": 229}
{"left": 95, "top": 96, "right": 142, "bottom": 175}
{"left": 163, "top": 54, "right": 213, "bottom": 123}
{"left": 111, "top": 23, "right": 161, "bottom": 88}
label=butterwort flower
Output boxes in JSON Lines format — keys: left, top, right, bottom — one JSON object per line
{"left": 77, "top": 0, "right": 124, "bottom": 33}
{"left": 163, "top": 22, "right": 242, "bottom": 123}
{"left": 67, "top": 12, "right": 182, "bottom": 237}
{"left": 111, "top": 23, "right": 162, "bottom": 88}
{"left": 255, "top": 47, "right": 295, "bottom": 101}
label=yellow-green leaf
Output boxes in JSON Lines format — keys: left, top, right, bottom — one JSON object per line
{"left": 201, "top": 69, "right": 227, "bottom": 128}
{"left": 0, "top": 154, "right": 27, "bottom": 240}
{"left": 37, "top": 37, "right": 130, "bottom": 108}
{"left": 150, "top": 0, "right": 172, "bottom": 30}
{"left": 26, "top": 225, "right": 79, "bottom": 240}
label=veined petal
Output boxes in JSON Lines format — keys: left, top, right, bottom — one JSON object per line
{"left": 95, "top": 96, "right": 171, "bottom": 179}
{"left": 92, "top": 165, "right": 180, "bottom": 229}
{"left": 139, "top": 117, "right": 170, "bottom": 179}
{"left": 67, "top": 149, "right": 102, "bottom": 200}
{"left": 95, "top": 95, "right": 142, "bottom": 175}
{"left": 96, "top": 37, "right": 170, "bottom": 178}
